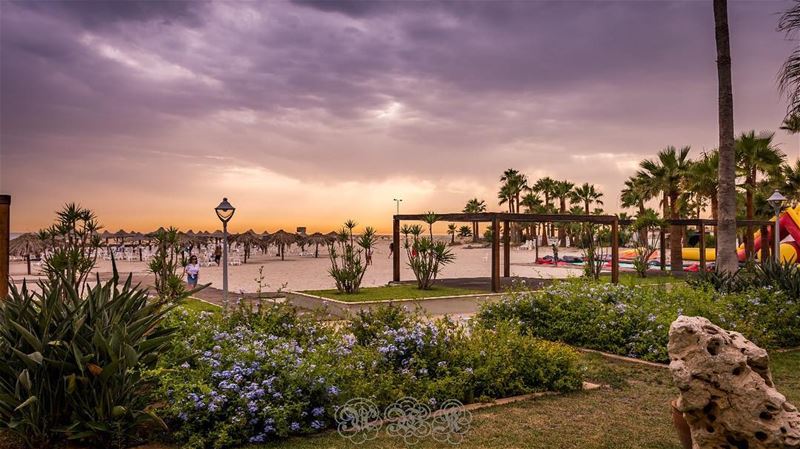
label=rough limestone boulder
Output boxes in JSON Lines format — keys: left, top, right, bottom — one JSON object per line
{"left": 668, "top": 316, "right": 800, "bottom": 449}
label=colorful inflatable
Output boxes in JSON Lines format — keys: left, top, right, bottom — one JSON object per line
{"left": 680, "top": 204, "right": 800, "bottom": 264}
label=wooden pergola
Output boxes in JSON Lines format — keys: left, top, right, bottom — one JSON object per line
{"left": 392, "top": 212, "right": 621, "bottom": 292}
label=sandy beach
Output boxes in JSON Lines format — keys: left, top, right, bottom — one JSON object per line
{"left": 9, "top": 239, "right": 585, "bottom": 294}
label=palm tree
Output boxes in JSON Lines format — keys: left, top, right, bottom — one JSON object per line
{"left": 783, "top": 160, "right": 800, "bottom": 203}
{"left": 498, "top": 183, "right": 515, "bottom": 213}
{"left": 638, "top": 146, "right": 691, "bottom": 272}
{"left": 736, "top": 130, "right": 785, "bottom": 255}
{"left": 621, "top": 175, "right": 655, "bottom": 244}
{"left": 552, "top": 180, "right": 574, "bottom": 246}
{"left": 520, "top": 192, "right": 543, "bottom": 242}
{"left": 686, "top": 150, "right": 720, "bottom": 219}
{"left": 714, "top": 0, "right": 738, "bottom": 275}
{"left": 500, "top": 169, "right": 528, "bottom": 213}
{"left": 447, "top": 223, "right": 456, "bottom": 244}
{"left": 620, "top": 176, "right": 653, "bottom": 217}
{"left": 781, "top": 114, "right": 800, "bottom": 134}
{"left": 570, "top": 183, "right": 604, "bottom": 214}
{"left": 463, "top": 198, "right": 486, "bottom": 242}
{"left": 532, "top": 177, "right": 556, "bottom": 208}
{"left": 779, "top": 2, "right": 800, "bottom": 119}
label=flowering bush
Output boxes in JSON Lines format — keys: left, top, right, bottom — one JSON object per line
{"left": 156, "top": 303, "right": 583, "bottom": 448}
{"left": 477, "top": 279, "right": 800, "bottom": 362}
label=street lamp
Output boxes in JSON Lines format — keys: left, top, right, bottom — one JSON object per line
{"left": 393, "top": 198, "right": 403, "bottom": 216}
{"left": 767, "top": 190, "right": 787, "bottom": 263}
{"left": 214, "top": 197, "right": 236, "bottom": 309}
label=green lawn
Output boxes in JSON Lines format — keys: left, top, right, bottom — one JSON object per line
{"left": 180, "top": 297, "right": 222, "bottom": 313}
{"left": 242, "top": 350, "right": 799, "bottom": 449}
{"left": 600, "top": 272, "right": 687, "bottom": 286}
{"left": 302, "top": 285, "right": 485, "bottom": 302}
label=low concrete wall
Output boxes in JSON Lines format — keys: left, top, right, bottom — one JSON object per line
{"left": 284, "top": 290, "right": 507, "bottom": 318}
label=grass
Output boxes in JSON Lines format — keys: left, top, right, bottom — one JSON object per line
{"left": 180, "top": 297, "right": 222, "bottom": 313}
{"left": 600, "top": 272, "right": 687, "bottom": 286}
{"left": 302, "top": 285, "right": 485, "bottom": 302}
{"left": 236, "top": 350, "right": 798, "bottom": 449}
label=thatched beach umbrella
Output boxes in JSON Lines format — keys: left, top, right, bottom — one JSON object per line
{"left": 233, "top": 229, "right": 264, "bottom": 263}
{"left": 269, "top": 229, "right": 298, "bottom": 260}
{"left": 304, "top": 232, "right": 331, "bottom": 258}
{"left": 9, "top": 233, "right": 47, "bottom": 275}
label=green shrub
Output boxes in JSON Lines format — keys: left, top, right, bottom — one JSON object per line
{"left": 0, "top": 271, "right": 178, "bottom": 448}
{"left": 477, "top": 279, "right": 800, "bottom": 362}
{"left": 157, "top": 303, "right": 584, "bottom": 448}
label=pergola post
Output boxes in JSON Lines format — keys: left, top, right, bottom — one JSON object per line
{"left": 760, "top": 225, "right": 770, "bottom": 262}
{"left": 699, "top": 222, "right": 706, "bottom": 272}
{"left": 659, "top": 227, "right": 667, "bottom": 271}
{"left": 611, "top": 217, "right": 619, "bottom": 284}
{"left": 392, "top": 216, "right": 400, "bottom": 282}
{"left": 0, "top": 195, "right": 9, "bottom": 299}
{"left": 503, "top": 220, "right": 510, "bottom": 277}
{"left": 491, "top": 216, "right": 500, "bottom": 292}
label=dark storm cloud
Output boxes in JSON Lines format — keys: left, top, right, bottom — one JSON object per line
{"left": 16, "top": 0, "right": 205, "bottom": 28}
{"left": 1, "top": 0, "right": 797, "bottom": 230}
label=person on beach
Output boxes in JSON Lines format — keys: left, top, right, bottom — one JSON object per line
{"left": 185, "top": 255, "right": 200, "bottom": 288}
{"left": 214, "top": 245, "right": 222, "bottom": 265}
{"left": 388, "top": 242, "right": 394, "bottom": 258}
{"left": 366, "top": 248, "right": 373, "bottom": 265}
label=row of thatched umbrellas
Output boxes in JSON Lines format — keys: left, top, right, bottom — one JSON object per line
{"left": 9, "top": 229, "right": 343, "bottom": 273}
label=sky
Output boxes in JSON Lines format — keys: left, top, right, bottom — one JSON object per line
{"left": 1, "top": 0, "right": 799, "bottom": 234}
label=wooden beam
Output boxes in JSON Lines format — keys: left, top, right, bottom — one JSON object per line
{"left": 503, "top": 220, "right": 510, "bottom": 277}
{"left": 699, "top": 223, "right": 706, "bottom": 272}
{"left": 394, "top": 212, "right": 620, "bottom": 224}
{"left": 659, "top": 227, "right": 667, "bottom": 271}
{"left": 760, "top": 225, "right": 769, "bottom": 262}
{"left": 491, "top": 216, "right": 500, "bottom": 292}
{"left": 392, "top": 216, "right": 400, "bottom": 282}
{"left": 0, "top": 195, "right": 9, "bottom": 299}
{"left": 611, "top": 217, "right": 619, "bottom": 284}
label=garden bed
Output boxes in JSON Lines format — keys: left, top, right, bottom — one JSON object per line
{"left": 285, "top": 285, "right": 504, "bottom": 317}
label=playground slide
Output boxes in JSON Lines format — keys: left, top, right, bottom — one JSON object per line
{"left": 679, "top": 204, "right": 800, "bottom": 263}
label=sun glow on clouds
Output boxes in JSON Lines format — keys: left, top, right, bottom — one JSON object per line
{"left": 79, "top": 34, "right": 220, "bottom": 87}
{"left": 212, "top": 165, "right": 438, "bottom": 231}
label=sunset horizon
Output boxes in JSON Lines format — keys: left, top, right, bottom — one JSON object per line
{"left": 2, "top": 1, "right": 798, "bottom": 233}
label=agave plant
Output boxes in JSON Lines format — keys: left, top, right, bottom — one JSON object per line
{"left": 0, "top": 263, "right": 179, "bottom": 448}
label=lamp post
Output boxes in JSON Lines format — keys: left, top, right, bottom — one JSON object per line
{"left": 393, "top": 198, "right": 403, "bottom": 215}
{"left": 214, "top": 197, "right": 236, "bottom": 310}
{"left": 767, "top": 190, "right": 787, "bottom": 263}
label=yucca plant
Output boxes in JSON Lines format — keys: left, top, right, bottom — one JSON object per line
{"left": 404, "top": 212, "right": 456, "bottom": 289}
{"left": 327, "top": 221, "right": 376, "bottom": 294}
{"left": 0, "top": 264, "right": 179, "bottom": 448}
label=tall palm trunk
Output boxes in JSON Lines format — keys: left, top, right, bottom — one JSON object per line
{"left": 714, "top": 0, "right": 739, "bottom": 274}
{"left": 584, "top": 200, "right": 590, "bottom": 214}
{"left": 710, "top": 194, "right": 719, "bottom": 220}
{"left": 558, "top": 198, "right": 567, "bottom": 246}
{"left": 669, "top": 191, "right": 683, "bottom": 271}
{"left": 744, "top": 170, "right": 755, "bottom": 257}
{"left": 638, "top": 202, "right": 648, "bottom": 244}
